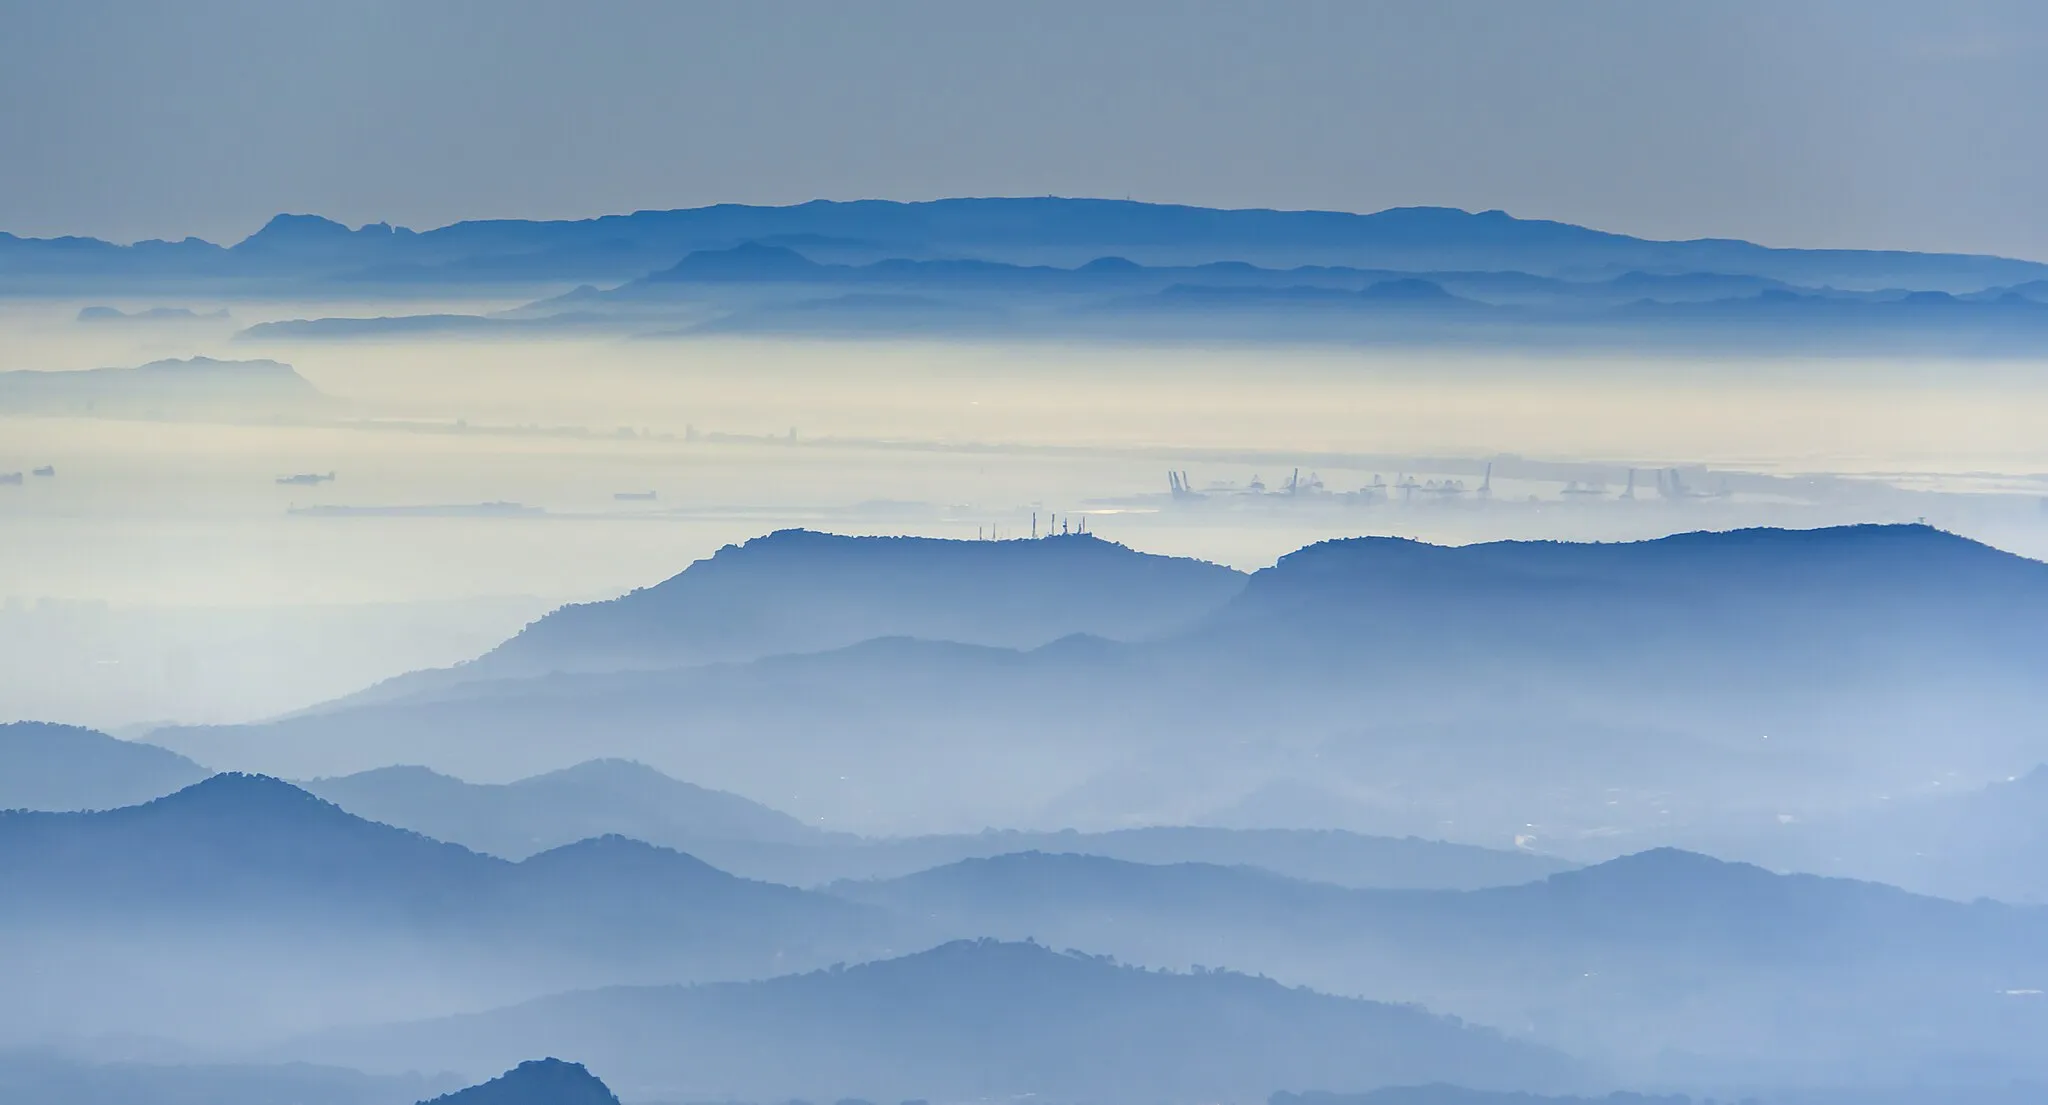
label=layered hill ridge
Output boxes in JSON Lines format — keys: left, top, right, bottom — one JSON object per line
{"left": 1706, "top": 762, "right": 2048, "bottom": 904}
{"left": 688, "top": 823, "right": 1572, "bottom": 890}
{"left": 824, "top": 848, "right": 2048, "bottom": 1080}
{"left": 327, "top": 529, "right": 1245, "bottom": 706}
{"left": 0, "top": 775, "right": 887, "bottom": 1042}
{"left": 2, "top": 727, "right": 1562, "bottom": 888}
{"left": 24, "top": 200, "right": 2048, "bottom": 351}
{"left": 153, "top": 524, "right": 2048, "bottom": 842}
{"left": 840, "top": 844, "right": 2035, "bottom": 960}
{"left": 302, "top": 938, "right": 1579, "bottom": 1102}
{"left": 0, "top": 772, "right": 861, "bottom": 924}
{"left": 1190, "top": 524, "right": 2048, "bottom": 672}
{"left": 300, "top": 759, "right": 825, "bottom": 859}
{"left": 0, "top": 721, "right": 206, "bottom": 811}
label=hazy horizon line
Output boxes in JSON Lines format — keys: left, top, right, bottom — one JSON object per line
{"left": 10, "top": 194, "right": 2038, "bottom": 265}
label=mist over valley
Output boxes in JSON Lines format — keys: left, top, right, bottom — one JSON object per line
{"left": 9, "top": 10, "right": 2048, "bottom": 1099}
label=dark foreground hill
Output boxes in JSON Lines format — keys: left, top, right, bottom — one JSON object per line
{"left": 297, "top": 939, "right": 1579, "bottom": 1103}
{"left": 421, "top": 1059, "right": 619, "bottom": 1105}
{"left": 0, "top": 775, "right": 884, "bottom": 1044}
{"left": 0, "top": 721, "right": 206, "bottom": 811}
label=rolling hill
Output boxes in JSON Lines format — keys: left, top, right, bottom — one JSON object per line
{"left": 154, "top": 526, "right": 2048, "bottom": 848}
{"left": 291, "top": 759, "right": 1565, "bottom": 886}
{"left": 827, "top": 849, "right": 2048, "bottom": 1083}
{"left": 1701, "top": 764, "right": 2048, "bottom": 904}
{"left": 684, "top": 824, "right": 1573, "bottom": 890}
{"left": 300, "top": 760, "right": 825, "bottom": 859}
{"left": 0, "top": 776, "right": 886, "bottom": 1044}
{"left": 316, "top": 530, "right": 1245, "bottom": 708}
{"left": 0, "top": 722, "right": 207, "bottom": 811}
{"left": 295, "top": 939, "right": 1579, "bottom": 1103}
{"left": 0, "top": 1050, "right": 455, "bottom": 1105}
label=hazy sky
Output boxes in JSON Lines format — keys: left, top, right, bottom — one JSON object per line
{"left": 3, "top": 1, "right": 2046, "bottom": 257}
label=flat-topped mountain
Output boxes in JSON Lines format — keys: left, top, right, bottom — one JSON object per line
{"left": 329, "top": 530, "right": 1244, "bottom": 706}
{"left": 0, "top": 356, "right": 324, "bottom": 417}
{"left": 491, "top": 529, "right": 1243, "bottom": 671}
{"left": 1201, "top": 523, "right": 2046, "bottom": 662}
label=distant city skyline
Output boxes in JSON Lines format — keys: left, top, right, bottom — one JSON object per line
{"left": 4, "top": 0, "right": 2046, "bottom": 258}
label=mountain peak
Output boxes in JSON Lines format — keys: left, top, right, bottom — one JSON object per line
{"left": 153, "top": 771, "right": 331, "bottom": 811}
{"left": 646, "top": 241, "right": 823, "bottom": 282}
{"left": 1079, "top": 255, "right": 1143, "bottom": 272}
{"left": 419, "top": 1058, "right": 621, "bottom": 1105}
{"left": 1568, "top": 846, "right": 1751, "bottom": 882}
{"left": 521, "top": 833, "right": 721, "bottom": 873}
{"left": 236, "top": 213, "right": 355, "bottom": 245}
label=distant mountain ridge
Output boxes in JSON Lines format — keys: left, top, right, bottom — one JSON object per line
{"left": 0, "top": 356, "right": 324, "bottom": 417}
{"left": 221, "top": 235, "right": 2048, "bottom": 352}
{"left": 8, "top": 197, "right": 2047, "bottom": 290}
